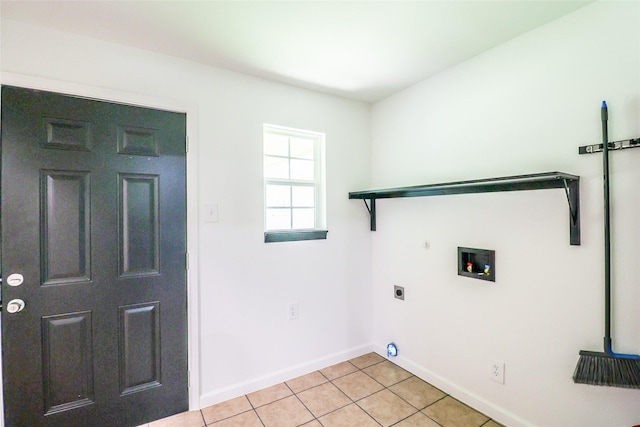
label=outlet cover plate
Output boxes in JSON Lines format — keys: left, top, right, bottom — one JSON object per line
{"left": 288, "top": 302, "right": 299, "bottom": 321}
{"left": 490, "top": 360, "right": 505, "bottom": 384}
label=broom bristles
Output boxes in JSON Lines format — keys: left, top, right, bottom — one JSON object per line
{"left": 573, "top": 351, "right": 640, "bottom": 389}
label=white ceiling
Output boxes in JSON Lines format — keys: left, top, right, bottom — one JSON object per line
{"left": 1, "top": 1, "right": 592, "bottom": 103}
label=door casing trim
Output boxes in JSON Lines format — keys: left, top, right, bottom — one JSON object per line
{"left": 0, "top": 72, "right": 202, "bottom": 415}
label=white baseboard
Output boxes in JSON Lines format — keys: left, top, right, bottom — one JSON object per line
{"left": 198, "top": 343, "right": 374, "bottom": 409}
{"left": 371, "top": 343, "right": 536, "bottom": 427}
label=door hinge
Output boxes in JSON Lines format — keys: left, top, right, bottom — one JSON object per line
{"left": 185, "top": 252, "right": 189, "bottom": 270}
{"left": 186, "top": 135, "right": 189, "bottom": 153}
{"left": 188, "top": 370, "right": 191, "bottom": 388}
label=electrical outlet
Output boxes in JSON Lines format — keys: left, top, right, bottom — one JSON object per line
{"left": 288, "top": 302, "right": 299, "bottom": 321}
{"left": 490, "top": 360, "right": 505, "bottom": 384}
{"left": 394, "top": 285, "right": 405, "bottom": 300}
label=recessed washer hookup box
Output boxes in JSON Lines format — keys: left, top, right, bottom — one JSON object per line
{"left": 458, "top": 247, "right": 495, "bottom": 282}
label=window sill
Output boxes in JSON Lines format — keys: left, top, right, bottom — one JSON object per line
{"left": 264, "top": 230, "right": 328, "bottom": 243}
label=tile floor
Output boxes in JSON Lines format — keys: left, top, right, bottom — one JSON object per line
{"left": 142, "top": 353, "right": 505, "bottom": 427}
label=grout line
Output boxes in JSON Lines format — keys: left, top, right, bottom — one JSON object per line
{"left": 385, "top": 376, "right": 421, "bottom": 409}
{"left": 383, "top": 379, "right": 448, "bottom": 427}
{"left": 256, "top": 409, "right": 267, "bottom": 427}
{"left": 246, "top": 393, "right": 257, "bottom": 410}
{"left": 290, "top": 388, "right": 317, "bottom": 423}
{"left": 349, "top": 361, "right": 395, "bottom": 427}
{"left": 246, "top": 396, "right": 267, "bottom": 427}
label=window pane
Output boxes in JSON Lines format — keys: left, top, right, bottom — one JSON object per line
{"left": 290, "top": 137, "right": 314, "bottom": 160}
{"left": 266, "top": 208, "right": 291, "bottom": 230}
{"left": 292, "top": 208, "right": 315, "bottom": 229}
{"left": 264, "top": 156, "right": 289, "bottom": 179}
{"left": 290, "top": 159, "right": 314, "bottom": 181}
{"left": 292, "top": 186, "right": 314, "bottom": 207}
{"left": 266, "top": 185, "right": 291, "bottom": 207}
{"left": 264, "top": 133, "right": 289, "bottom": 156}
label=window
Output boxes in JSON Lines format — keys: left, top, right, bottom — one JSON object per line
{"left": 263, "top": 124, "right": 327, "bottom": 243}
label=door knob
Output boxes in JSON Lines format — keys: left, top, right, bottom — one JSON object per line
{"left": 6, "top": 299, "right": 25, "bottom": 314}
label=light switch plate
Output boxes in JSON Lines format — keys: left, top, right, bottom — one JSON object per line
{"left": 204, "top": 204, "right": 219, "bottom": 223}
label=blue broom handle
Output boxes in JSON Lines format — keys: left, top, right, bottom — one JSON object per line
{"left": 602, "top": 101, "right": 611, "bottom": 344}
{"left": 600, "top": 102, "right": 639, "bottom": 359}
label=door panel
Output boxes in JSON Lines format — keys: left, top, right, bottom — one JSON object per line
{"left": 117, "top": 125, "right": 158, "bottom": 156}
{"left": 1, "top": 86, "right": 188, "bottom": 427}
{"left": 119, "top": 174, "right": 159, "bottom": 276}
{"left": 42, "top": 311, "right": 94, "bottom": 415}
{"left": 119, "top": 302, "right": 161, "bottom": 395}
{"left": 43, "top": 117, "right": 92, "bottom": 151}
{"left": 41, "top": 170, "right": 91, "bottom": 284}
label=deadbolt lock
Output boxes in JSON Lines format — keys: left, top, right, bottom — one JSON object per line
{"left": 6, "top": 273, "right": 24, "bottom": 287}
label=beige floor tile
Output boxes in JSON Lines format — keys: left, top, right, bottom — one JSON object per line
{"left": 210, "top": 410, "right": 263, "bottom": 427}
{"left": 255, "top": 395, "right": 314, "bottom": 427}
{"left": 422, "top": 396, "right": 489, "bottom": 427}
{"left": 332, "top": 371, "right": 384, "bottom": 401}
{"left": 318, "top": 403, "right": 380, "bottom": 427}
{"left": 394, "top": 412, "right": 442, "bottom": 427}
{"left": 201, "top": 396, "right": 252, "bottom": 424}
{"left": 148, "top": 410, "right": 205, "bottom": 427}
{"left": 363, "top": 360, "right": 412, "bottom": 387}
{"left": 319, "top": 361, "right": 358, "bottom": 380}
{"left": 296, "top": 382, "right": 351, "bottom": 418}
{"left": 286, "top": 371, "right": 328, "bottom": 393}
{"left": 247, "top": 382, "right": 292, "bottom": 407}
{"left": 349, "top": 352, "right": 385, "bottom": 369}
{"left": 389, "top": 376, "right": 446, "bottom": 410}
{"left": 482, "top": 421, "right": 505, "bottom": 427}
{"left": 300, "top": 421, "right": 323, "bottom": 427}
{"left": 358, "top": 389, "right": 417, "bottom": 427}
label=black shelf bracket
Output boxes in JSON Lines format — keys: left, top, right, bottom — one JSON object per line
{"left": 562, "top": 177, "right": 581, "bottom": 246}
{"left": 349, "top": 172, "right": 581, "bottom": 246}
{"left": 362, "top": 198, "right": 376, "bottom": 231}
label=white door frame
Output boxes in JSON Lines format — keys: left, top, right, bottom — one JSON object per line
{"left": 0, "top": 72, "right": 202, "bottom": 420}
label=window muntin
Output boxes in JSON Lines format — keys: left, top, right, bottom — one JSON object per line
{"left": 263, "top": 125, "right": 325, "bottom": 236}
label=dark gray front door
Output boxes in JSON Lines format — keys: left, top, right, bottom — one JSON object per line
{"left": 1, "top": 86, "right": 188, "bottom": 426}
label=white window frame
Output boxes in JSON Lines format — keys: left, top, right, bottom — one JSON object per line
{"left": 263, "top": 124, "right": 327, "bottom": 242}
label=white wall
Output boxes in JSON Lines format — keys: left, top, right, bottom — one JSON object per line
{"left": 370, "top": 2, "right": 640, "bottom": 427}
{"left": 0, "top": 18, "right": 373, "bottom": 408}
